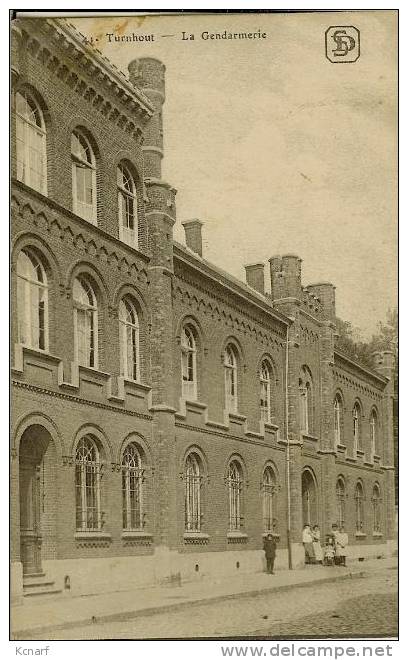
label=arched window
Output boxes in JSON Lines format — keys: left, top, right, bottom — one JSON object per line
{"left": 262, "top": 466, "right": 276, "bottom": 533}
{"left": 119, "top": 297, "right": 139, "bottom": 381}
{"left": 17, "top": 250, "right": 48, "bottom": 351}
{"left": 355, "top": 482, "right": 364, "bottom": 532}
{"left": 228, "top": 460, "right": 243, "bottom": 531}
{"left": 181, "top": 326, "right": 197, "bottom": 400}
{"left": 336, "top": 478, "right": 346, "bottom": 528}
{"left": 224, "top": 345, "right": 238, "bottom": 413}
{"left": 353, "top": 403, "right": 362, "bottom": 454}
{"left": 260, "top": 360, "right": 272, "bottom": 423}
{"left": 71, "top": 130, "right": 96, "bottom": 223}
{"left": 122, "top": 442, "right": 144, "bottom": 530}
{"left": 299, "top": 369, "right": 313, "bottom": 434}
{"left": 73, "top": 276, "right": 98, "bottom": 368}
{"left": 372, "top": 484, "right": 381, "bottom": 533}
{"left": 75, "top": 436, "right": 101, "bottom": 531}
{"left": 184, "top": 453, "right": 202, "bottom": 532}
{"left": 117, "top": 164, "right": 138, "bottom": 248}
{"left": 334, "top": 395, "right": 343, "bottom": 446}
{"left": 15, "top": 91, "right": 47, "bottom": 194}
{"left": 370, "top": 410, "right": 378, "bottom": 459}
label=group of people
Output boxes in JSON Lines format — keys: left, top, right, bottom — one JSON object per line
{"left": 302, "top": 523, "right": 349, "bottom": 567}
{"left": 262, "top": 522, "right": 349, "bottom": 575}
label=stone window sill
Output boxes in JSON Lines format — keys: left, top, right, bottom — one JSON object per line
{"left": 336, "top": 443, "right": 347, "bottom": 452}
{"left": 355, "top": 532, "right": 367, "bottom": 538}
{"left": 227, "top": 531, "right": 248, "bottom": 540}
{"left": 75, "top": 531, "right": 111, "bottom": 540}
{"left": 356, "top": 450, "right": 365, "bottom": 457}
{"left": 122, "top": 531, "right": 153, "bottom": 539}
{"left": 183, "top": 532, "right": 210, "bottom": 544}
{"left": 302, "top": 433, "right": 319, "bottom": 442}
{"left": 373, "top": 532, "right": 383, "bottom": 538}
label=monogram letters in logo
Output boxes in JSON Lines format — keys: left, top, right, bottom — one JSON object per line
{"left": 325, "top": 26, "right": 360, "bottom": 63}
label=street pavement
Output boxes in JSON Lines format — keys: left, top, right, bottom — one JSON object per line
{"left": 13, "top": 560, "right": 397, "bottom": 640}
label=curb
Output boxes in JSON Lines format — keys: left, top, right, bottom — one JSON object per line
{"left": 12, "top": 569, "right": 367, "bottom": 640}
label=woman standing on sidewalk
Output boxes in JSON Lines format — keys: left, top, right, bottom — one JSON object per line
{"left": 335, "top": 526, "right": 349, "bottom": 566}
{"left": 312, "top": 524, "right": 323, "bottom": 564}
{"left": 302, "top": 524, "right": 315, "bottom": 564}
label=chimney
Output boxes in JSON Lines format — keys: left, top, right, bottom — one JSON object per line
{"left": 269, "top": 254, "right": 302, "bottom": 301}
{"left": 182, "top": 219, "right": 203, "bottom": 257}
{"left": 244, "top": 263, "right": 265, "bottom": 295}
{"left": 307, "top": 282, "right": 336, "bottom": 322}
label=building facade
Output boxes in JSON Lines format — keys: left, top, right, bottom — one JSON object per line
{"left": 10, "top": 18, "right": 396, "bottom": 602}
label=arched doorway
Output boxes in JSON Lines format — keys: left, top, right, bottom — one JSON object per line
{"left": 19, "top": 425, "right": 56, "bottom": 576}
{"left": 301, "top": 468, "right": 318, "bottom": 527}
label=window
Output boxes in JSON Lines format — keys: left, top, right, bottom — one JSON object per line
{"left": 181, "top": 326, "right": 197, "bottom": 400}
{"left": 224, "top": 345, "right": 238, "bottom": 413}
{"left": 353, "top": 403, "right": 362, "bottom": 454}
{"left": 75, "top": 436, "right": 101, "bottom": 531}
{"left": 119, "top": 297, "right": 139, "bottom": 381}
{"left": 15, "top": 91, "right": 47, "bottom": 194}
{"left": 355, "top": 482, "right": 364, "bottom": 532}
{"left": 184, "top": 453, "right": 201, "bottom": 532}
{"left": 336, "top": 478, "right": 346, "bottom": 528}
{"left": 262, "top": 466, "right": 276, "bottom": 533}
{"left": 370, "top": 410, "right": 378, "bottom": 459}
{"left": 260, "top": 360, "right": 272, "bottom": 423}
{"left": 372, "top": 485, "right": 381, "bottom": 533}
{"left": 334, "top": 395, "right": 343, "bottom": 446}
{"left": 17, "top": 250, "right": 48, "bottom": 351}
{"left": 73, "top": 276, "right": 98, "bottom": 368}
{"left": 228, "top": 460, "right": 243, "bottom": 531}
{"left": 71, "top": 130, "right": 96, "bottom": 223}
{"left": 299, "top": 367, "right": 313, "bottom": 435}
{"left": 118, "top": 164, "right": 138, "bottom": 248}
{"left": 122, "top": 443, "right": 144, "bottom": 530}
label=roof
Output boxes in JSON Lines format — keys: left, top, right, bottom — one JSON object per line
{"left": 173, "top": 241, "right": 290, "bottom": 329}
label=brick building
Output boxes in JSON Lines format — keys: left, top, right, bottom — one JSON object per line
{"left": 10, "top": 18, "right": 396, "bottom": 602}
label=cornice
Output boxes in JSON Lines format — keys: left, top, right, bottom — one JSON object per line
{"left": 173, "top": 242, "right": 289, "bottom": 339}
{"left": 12, "top": 379, "right": 153, "bottom": 421}
{"left": 334, "top": 349, "right": 388, "bottom": 389}
{"left": 17, "top": 18, "right": 153, "bottom": 144}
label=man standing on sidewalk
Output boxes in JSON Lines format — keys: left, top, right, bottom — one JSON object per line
{"left": 263, "top": 532, "right": 278, "bottom": 574}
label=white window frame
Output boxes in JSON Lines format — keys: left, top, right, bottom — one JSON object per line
{"left": 16, "top": 250, "right": 49, "bottom": 351}
{"left": 372, "top": 485, "right": 381, "bottom": 533}
{"left": 122, "top": 442, "right": 144, "bottom": 531}
{"left": 185, "top": 453, "right": 201, "bottom": 532}
{"left": 73, "top": 276, "right": 98, "bottom": 369}
{"left": 75, "top": 436, "right": 101, "bottom": 531}
{"left": 71, "top": 130, "right": 97, "bottom": 224}
{"left": 260, "top": 361, "right": 271, "bottom": 423}
{"left": 370, "top": 410, "right": 378, "bottom": 459}
{"left": 228, "top": 460, "right": 243, "bottom": 531}
{"left": 224, "top": 345, "right": 238, "bottom": 414}
{"left": 181, "top": 326, "right": 197, "bottom": 400}
{"left": 119, "top": 298, "right": 140, "bottom": 382}
{"left": 15, "top": 91, "right": 47, "bottom": 195}
{"left": 117, "top": 164, "right": 138, "bottom": 249}
{"left": 336, "top": 478, "right": 346, "bottom": 528}
{"left": 262, "top": 466, "right": 276, "bottom": 532}
{"left": 334, "top": 396, "right": 342, "bottom": 446}
{"left": 353, "top": 403, "right": 362, "bottom": 454}
{"left": 355, "top": 482, "right": 364, "bottom": 532}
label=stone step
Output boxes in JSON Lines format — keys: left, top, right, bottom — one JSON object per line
{"left": 23, "top": 578, "right": 55, "bottom": 590}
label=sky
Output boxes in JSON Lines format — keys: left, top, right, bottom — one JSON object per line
{"left": 70, "top": 11, "right": 397, "bottom": 338}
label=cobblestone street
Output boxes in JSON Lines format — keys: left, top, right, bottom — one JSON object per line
{"left": 39, "top": 566, "right": 397, "bottom": 640}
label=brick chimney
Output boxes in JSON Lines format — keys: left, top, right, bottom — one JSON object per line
{"left": 182, "top": 219, "right": 203, "bottom": 257}
{"left": 244, "top": 263, "right": 265, "bottom": 295}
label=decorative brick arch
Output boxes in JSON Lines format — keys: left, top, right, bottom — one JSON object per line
{"left": 12, "top": 411, "right": 65, "bottom": 460}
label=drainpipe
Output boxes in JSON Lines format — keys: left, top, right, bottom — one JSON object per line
{"left": 285, "top": 324, "right": 293, "bottom": 570}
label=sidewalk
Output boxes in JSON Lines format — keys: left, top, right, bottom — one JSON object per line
{"left": 11, "top": 556, "right": 397, "bottom": 639}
